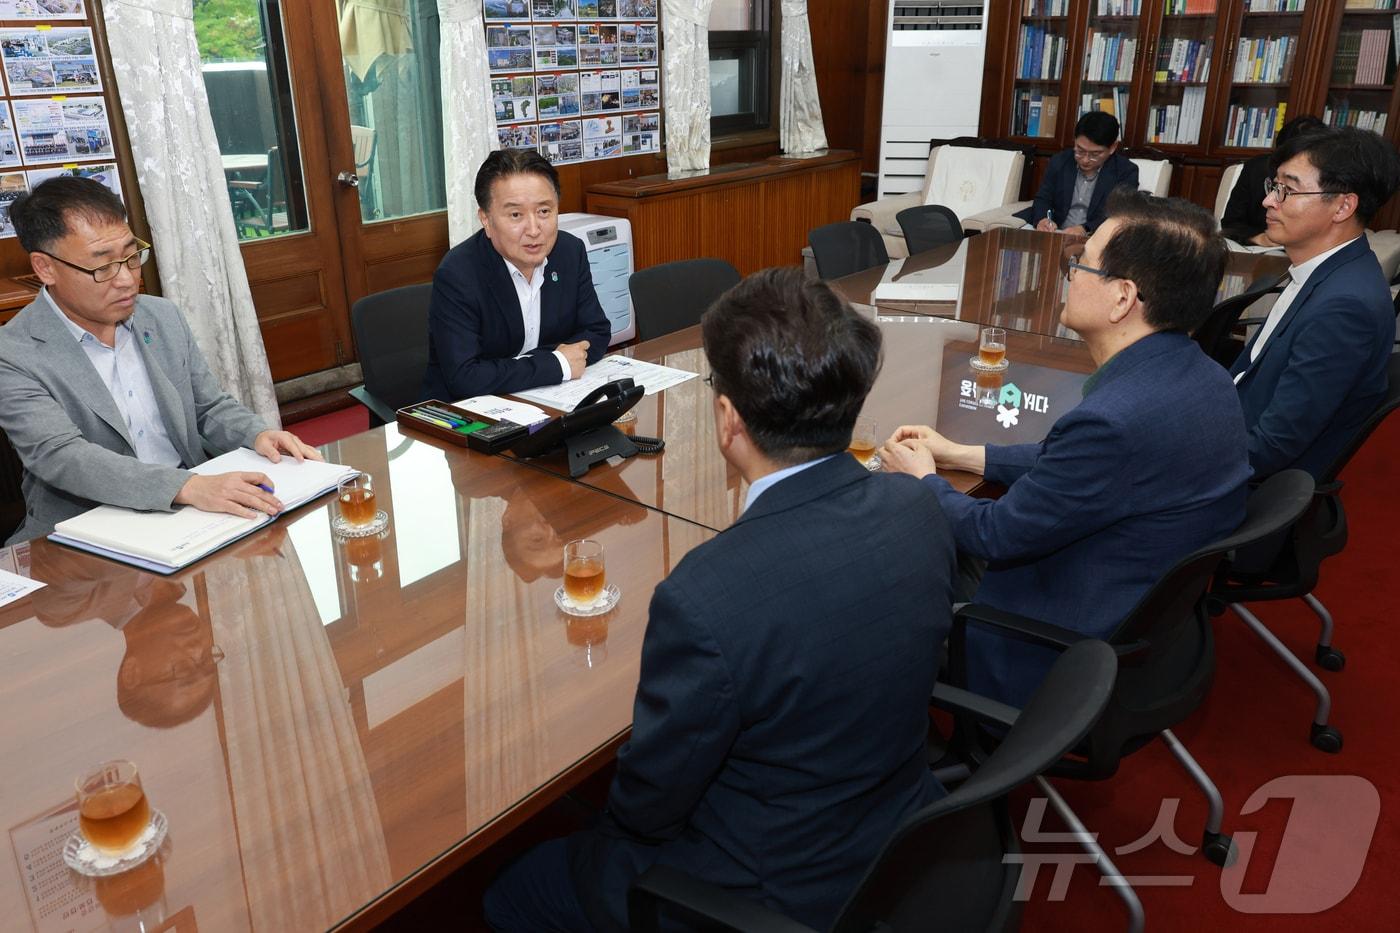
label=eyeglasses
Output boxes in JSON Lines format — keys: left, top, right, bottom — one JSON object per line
{"left": 1073, "top": 146, "right": 1110, "bottom": 163}
{"left": 703, "top": 373, "right": 714, "bottom": 388}
{"left": 1262, "top": 180, "right": 1337, "bottom": 203}
{"left": 38, "top": 238, "right": 152, "bottom": 283}
{"left": 1060, "top": 244, "right": 1109, "bottom": 282}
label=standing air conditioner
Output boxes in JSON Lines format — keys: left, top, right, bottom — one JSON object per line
{"left": 876, "top": 1, "right": 989, "bottom": 199}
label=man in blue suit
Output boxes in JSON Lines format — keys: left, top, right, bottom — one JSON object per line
{"left": 420, "top": 149, "right": 612, "bottom": 401}
{"left": 883, "top": 190, "right": 1251, "bottom": 707}
{"left": 1230, "top": 126, "right": 1400, "bottom": 479}
{"left": 483, "top": 269, "right": 958, "bottom": 932}
{"left": 1014, "top": 111, "right": 1139, "bottom": 236}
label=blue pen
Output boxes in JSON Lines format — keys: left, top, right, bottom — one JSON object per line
{"left": 257, "top": 482, "right": 275, "bottom": 494}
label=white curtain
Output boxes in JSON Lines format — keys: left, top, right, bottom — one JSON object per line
{"left": 662, "top": 0, "right": 716, "bottom": 172}
{"left": 439, "top": 0, "right": 498, "bottom": 247}
{"left": 779, "top": 0, "right": 828, "bottom": 154}
{"left": 102, "top": 0, "right": 280, "bottom": 427}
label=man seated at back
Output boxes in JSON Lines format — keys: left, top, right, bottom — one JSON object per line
{"left": 1219, "top": 115, "right": 1325, "bottom": 247}
{"left": 0, "top": 177, "right": 319, "bottom": 546}
{"left": 883, "top": 190, "right": 1250, "bottom": 706}
{"left": 420, "top": 149, "right": 612, "bottom": 401}
{"left": 1230, "top": 125, "right": 1400, "bottom": 479}
{"left": 483, "top": 268, "right": 959, "bottom": 932}
{"left": 1015, "top": 111, "right": 1139, "bottom": 236}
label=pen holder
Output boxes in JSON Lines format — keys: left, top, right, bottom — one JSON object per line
{"left": 395, "top": 400, "right": 490, "bottom": 448}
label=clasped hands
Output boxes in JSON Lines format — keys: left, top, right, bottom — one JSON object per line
{"left": 174, "top": 430, "right": 322, "bottom": 519}
{"left": 878, "top": 425, "right": 984, "bottom": 479}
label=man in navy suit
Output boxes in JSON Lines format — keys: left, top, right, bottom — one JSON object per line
{"left": 483, "top": 269, "right": 958, "bottom": 932}
{"left": 1230, "top": 126, "right": 1400, "bottom": 479}
{"left": 1014, "top": 111, "right": 1139, "bottom": 236}
{"left": 883, "top": 190, "right": 1250, "bottom": 707}
{"left": 420, "top": 149, "right": 612, "bottom": 401}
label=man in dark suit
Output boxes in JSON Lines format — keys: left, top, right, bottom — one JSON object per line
{"left": 1230, "top": 126, "right": 1400, "bottom": 479}
{"left": 1014, "top": 111, "right": 1138, "bottom": 236}
{"left": 420, "top": 149, "right": 612, "bottom": 401}
{"left": 483, "top": 268, "right": 958, "bottom": 932}
{"left": 1219, "top": 115, "right": 1325, "bottom": 247}
{"left": 883, "top": 190, "right": 1250, "bottom": 707}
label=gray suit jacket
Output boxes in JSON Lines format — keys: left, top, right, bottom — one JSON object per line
{"left": 0, "top": 291, "right": 268, "bottom": 544}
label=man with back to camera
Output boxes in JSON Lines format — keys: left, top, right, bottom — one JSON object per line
{"left": 1230, "top": 125, "right": 1400, "bottom": 479}
{"left": 1014, "top": 110, "right": 1139, "bottom": 236}
{"left": 0, "top": 177, "right": 320, "bottom": 546}
{"left": 882, "top": 190, "right": 1250, "bottom": 707}
{"left": 482, "top": 268, "right": 959, "bottom": 932}
{"left": 420, "top": 149, "right": 612, "bottom": 402}
{"left": 1219, "top": 114, "right": 1326, "bottom": 247}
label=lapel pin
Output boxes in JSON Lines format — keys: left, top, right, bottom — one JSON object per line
{"left": 142, "top": 331, "right": 152, "bottom": 345}
{"left": 550, "top": 271, "right": 558, "bottom": 283}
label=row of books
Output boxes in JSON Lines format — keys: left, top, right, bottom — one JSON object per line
{"left": 1344, "top": 1, "right": 1396, "bottom": 10}
{"left": 1019, "top": 25, "right": 1067, "bottom": 79}
{"left": 1012, "top": 89, "right": 1061, "bottom": 137}
{"left": 1225, "top": 101, "right": 1287, "bottom": 148}
{"left": 1153, "top": 37, "right": 1213, "bottom": 82}
{"left": 1244, "top": 0, "right": 1303, "bottom": 10}
{"left": 1231, "top": 34, "right": 1297, "bottom": 83}
{"left": 1093, "top": 0, "right": 1143, "bottom": 13}
{"left": 1147, "top": 86, "right": 1207, "bottom": 144}
{"left": 1323, "top": 102, "right": 1389, "bottom": 132}
{"left": 1085, "top": 32, "right": 1138, "bottom": 82}
{"left": 1167, "top": 0, "right": 1219, "bottom": 11}
{"left": 1330, "top": 29, "right": 1394, "bottom": 85}
{"left": 1023, "top": 0, "right": 1069, "bottom": 15}
{"left": 1080, "top": 87, "right": 1129, "bottom": 119}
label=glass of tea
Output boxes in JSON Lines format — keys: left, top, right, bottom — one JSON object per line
{"left": 979, "top": 327, "right": 1007, "bottom": 368}
{"left": 848, "top": 415, "right": 881, "bottom": 471}
{"left": 333, "top": 472, "right": 387, "bottom": 537}
{"left": 564, "top": 539, "right": 606, "bottom": 603}
{"left": 77, "top": 760, "right": 151, "bottom": 857}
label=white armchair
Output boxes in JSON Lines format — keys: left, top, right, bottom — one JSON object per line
{"left": 1214, "top": 163, "right": 1245, "bottom": 222}
{"left": 1132, "top": 156, "right": 1172, "bottom": 196}
{"left": 851, "top": 143, "right": 1026, "bottom": 258}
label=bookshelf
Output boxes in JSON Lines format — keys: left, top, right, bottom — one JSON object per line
{"left": 1218, "top": 1, "right": 1312, "bottom": 150}
{"left": 1147, "top": 1, "right": 1224, "bottom": 145}
{"left": 1319, "top": 2, "right": 1400, "bottom": 135}
{"left": 1079, "top": 1, "right": 1145, "bottom": 125}
{"left": 1011, "top": 1, "right": 1073, "bottom": 138}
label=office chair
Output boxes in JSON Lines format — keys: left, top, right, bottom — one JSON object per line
{"left": 1211, "top": 354, "right": 1400, "bottom": 753}
{"left": 936, "top": 470, "right": 1314, "bottom": 931}
{"left": 628, "top": 258, "right": 741, "bottom": 341}
{"left": 1192, "top": 271, "right": 1287, "bottom": 368}
{"left": 895, "top": 204, "right": 963, "bottom": 256}
{"left": 0, "top": 429, "right": 22, "bottom": 544}
{"left": 346, "top": 283, "right": 433, "bottom": 427}
{"left": 628, "top": 639, "right": 1118, "bottom": 933}
{"left": 808, "top": 221, "right": 890, "bottom": 281}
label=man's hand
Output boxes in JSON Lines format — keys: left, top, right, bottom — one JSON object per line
{"left": 1061, "top": 224, "right": 1087, "bottom": 237}
{"left": 253, "top": 430, "right": 323, "bottom": 464}
{"left": 175, "top": 471, "right": 283, "bottom": 518}
{"left": 887, "top": 424, "right": 984, "bottom": 475}
{"left": 557, "top": 340, "right": 589, "bottom": 379}
{"left": 880, "top": 437, "right": 938, "bottom": 480}
{"left": 1035, "top": 217, "right": 1058, "bottom": 233}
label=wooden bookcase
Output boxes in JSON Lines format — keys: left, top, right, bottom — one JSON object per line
{"left": 984, "top": 0, "right": 1400, "bottom": 229}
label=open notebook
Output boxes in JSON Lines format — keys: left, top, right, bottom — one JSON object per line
{"left": 49, "top": 448, "right": 357, "bottom": 574}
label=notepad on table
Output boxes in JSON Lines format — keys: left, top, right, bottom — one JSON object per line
{"left": 48, "top": 448, "right": 358, "bottom": 574}
{"left": 872, "top": 239, "right": 969, "bottom": 303}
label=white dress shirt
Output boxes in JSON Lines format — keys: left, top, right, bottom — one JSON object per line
{"left": 742, "top": 455, "right": 835, "bottom": 514}
{"left": 45, "top": 289, "right": 184, "bottom": 467}
{"left": 504, "top": 255, "right": 574, "bottom": 383}
{"left": 1235, "top": 236, "right": 1359, "bottom": 384}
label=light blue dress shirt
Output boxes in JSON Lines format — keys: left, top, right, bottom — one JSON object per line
{"left": 741, "top": 454, "right": 836, "bottom": 514}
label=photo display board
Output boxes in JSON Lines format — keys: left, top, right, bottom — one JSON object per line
{"left": 484, "top": 0, "right": 662, "bottom": 165}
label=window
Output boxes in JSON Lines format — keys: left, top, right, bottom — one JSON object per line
{"left": 708, "top": 0, "right": 773, "bottom": 136}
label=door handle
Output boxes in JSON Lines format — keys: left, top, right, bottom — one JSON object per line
{"left": 337, "top": 171, "right": 359, "bottom": 188}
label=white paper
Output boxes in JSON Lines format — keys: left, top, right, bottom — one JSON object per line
{"left": 453, "top": 394, "right": 550, "bottom": 425}
{"left": 189, "top": 447, "right": 358, "bottom": 510}
{"left": 0, "top": 567, "right": 45, "bottom": 607}
{"left": 510, "top": 354, "right": 697, "bottom": 410}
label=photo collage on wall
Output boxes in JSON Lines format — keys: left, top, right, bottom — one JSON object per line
{"left": 0, "top": 5, "right": 124, "bottom": 239}
{"left": 484, "top": 0, "right": 662, "bottom": 166}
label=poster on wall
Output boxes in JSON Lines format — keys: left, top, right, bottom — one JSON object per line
{"left": 483, "top": 0, "right": 531, "bottom": 22}
{"left": 622, "top": 110, "right": 660, "bottom": 154}
{"left": 491, "top": 75, "right": 536, "bottom": 124}
{"left": 533, "top": 23, "right": 577, "bottom": 69}
{"left": 0, "top": 102, "right": 21, "bottom": 169}
{"left": 12, "top": 96, "right": 114, "bottom": 163}
{"left": 0, "top": 1, "right": 87, "bottom": 18}
{"left": 0, "top": 27, "right": 102, "bottom": 96}
{"left": 533, "top": 0, "right": 576, "bottom": 17}
{"left": 486, "top": 22, "right": 534, "bottom": 72}
{"left": 536, "top": 72, "right": 580, "bottom": 117}
{"left": 579, "top": 69, "right": 620, "bottom": 115}
{"left": 538, "top": 119, "right": 582, "bottom": 164}
{"left": 0, "top": 171, "right": 28, "bottom": 238}
{"left": 26, "top": 160, "right": 120, "bottom": 199}
{"left": 620, "top": 67, "right": 658, "bottom": 109}
{"left": 498, "top": 122, "right": 539, "bottom": 151}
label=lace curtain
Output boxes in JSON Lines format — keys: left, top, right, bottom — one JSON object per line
{"left": 662, "top": 0, "right": 716, "bottom": 172}
{"left": 101, "top": 0, "right": 280, "bottom": 427}
{"left": 439, "top": 0, "right": 498, "bottom": 246}
{"left": 779, "top": 0, "right": 828, "bottom": 154}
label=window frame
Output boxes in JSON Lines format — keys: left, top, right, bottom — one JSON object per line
{"left": 707, "top": 0, "right": 780, "bottom": 140}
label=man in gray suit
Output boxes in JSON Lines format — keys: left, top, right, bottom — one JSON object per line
{"left": 0, "top": 177, "right": 318, "bottom": 545}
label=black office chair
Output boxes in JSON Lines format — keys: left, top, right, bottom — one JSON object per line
{"left": 0, "top": 429, "right": 23, "bottom": 544}
{"left": 628, "top": 258, "right": 741, "bottom": 341}
{"left": 808, "top": 221, "right": 889, "bottom": 281}
{"left": 628, "top": 639, "right": 1118, "bottom": 933}
{"left": 347, "top": 282, "right": 433, "bottom": 427}
{"left": 1192, "top": 271, "right": 1287, "bottom": 368}
{"left": 936, "top": 470, "right": 1314, "bottom": 930}
{"left": 1210, "top": 354, "right": 1400, "bottom": 753}
{"left": 895, "top": 204, "right": 963, "bottom": 256}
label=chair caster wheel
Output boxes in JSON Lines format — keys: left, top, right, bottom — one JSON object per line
{"left": 1315, "top": 645, "right": 1345, "bottom": 672}
{"left": 1202, "top": 832, "right": 1237, "bottom": 868}
{"left": 1310, "top": 723, "right": 1343, "bottom": 754}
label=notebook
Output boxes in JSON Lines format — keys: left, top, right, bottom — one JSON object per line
{"left": 48, "top": 448, "right": 358, "bottom": 574}
{"left": 872, "top": 239, "right": 969, "bottom": 303}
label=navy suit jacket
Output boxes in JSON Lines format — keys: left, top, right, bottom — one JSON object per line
{"left": 419, "top": 229, "right": 612, "bottom": 401}
{"left": 923, "top": 331, "right": 1250, "bottom": 707}
{"left": 1014, "top": 149, "right": 1139, "bottom": 233}
{"left": 1230, "top": 236, "right": 1395, "bottom": 479}
{"left": 569, "top": 455, "right": 957, "bottom": 932}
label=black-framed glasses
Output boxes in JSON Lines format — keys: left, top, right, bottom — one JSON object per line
{"left": 1263, "top": 180, "right": 1336, "bottom": 203}
{"left": 1060, "top": 244, "right": 1108, "bottom": 282}
{"left": 703, "top": 373, "right": 714, "bottom": 388}
{"left": 39, "top": 238, "right": 152, "bottom": 283}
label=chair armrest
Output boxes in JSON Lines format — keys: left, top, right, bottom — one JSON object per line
{"left": 348, "top": 385, "right": 398, "bottom": 428}
{"left": 628, "top": 866, "right": 817, "bottom": 933}
{"left": 850, "top": 192, "right": 922, "bottom": 236}
{"left": 953, "top": 603, "right": 1086, "bottom": 650}
{"left": 962, "top": 200, "right": 1032, "bottom": 233}
{"left": 931, "top": 681, "right": 1020, "bottom": 729}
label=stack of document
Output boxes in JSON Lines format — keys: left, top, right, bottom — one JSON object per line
{"left": 49, "top": 448, "right": 357, "bottom": 574}
{"left": 873, "top": 239, "right": 969, "bottom": 303}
